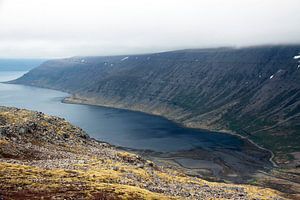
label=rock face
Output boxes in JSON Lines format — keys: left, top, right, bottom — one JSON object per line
{"left": 0, "top": 106, "right": 283, "bottom": 199}
{"left": 11, "top": 45, "right": 300, "bottom": 164}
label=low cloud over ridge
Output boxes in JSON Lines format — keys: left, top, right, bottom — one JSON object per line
{"left": 0, "top": 0, "right": 299, "bottom": 58}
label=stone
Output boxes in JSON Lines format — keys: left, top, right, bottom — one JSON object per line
{"left": 113, "top": 166, "right": 119, "bottom": 171}
{"left": 136, "top": 163, "right": 144, "bottom": 168}
{"left": 19, "top": 127, "right": 27, "bottom": 134}
{"left": 0, "top": 128, "right": 6, "bottom": 136}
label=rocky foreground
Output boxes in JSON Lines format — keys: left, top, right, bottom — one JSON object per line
{"left": 0, "top": 107, "right": 284, "bottom": 199}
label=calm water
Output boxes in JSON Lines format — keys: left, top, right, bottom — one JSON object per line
{"left": 0, "top": 71, "right": 245, "bottom": 152}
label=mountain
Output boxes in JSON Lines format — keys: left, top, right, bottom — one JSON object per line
{"left": 0, "top": 59, "right": 45, "bottom": 71}
{"left": 0, "top": 106, "right": 283, "bottom": 199}
{"left": 11, "top": 45, "right": 300, "bottom": 165}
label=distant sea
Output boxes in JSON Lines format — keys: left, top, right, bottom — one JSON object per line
{"left": 0, "top": 58, "right": 44, "bottom": 71}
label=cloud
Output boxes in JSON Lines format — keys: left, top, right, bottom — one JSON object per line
{"left": 0, "top": 0, "right": 299, "bottom": 58}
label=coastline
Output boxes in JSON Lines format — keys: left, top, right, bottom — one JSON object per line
{"left": 4, "top": 82, "right": 298, "bottom": 197}
{"left": 4, "top": 80, "right": 277, "bottom": 168}
{"left": 0, "top": 106, "right": 285, "bottom": 199}
{"left": 62, "top": 95, "right": 278, "bottom": 168}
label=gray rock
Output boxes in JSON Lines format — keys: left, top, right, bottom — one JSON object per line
{"left": 136, "top": 163, "right": 144, "bottom": 168}
{"left": 19, "top": 127, "right": 28, "bottom": 134}
{"left": 0, "top": 128, "right": 6, "bottom": 136}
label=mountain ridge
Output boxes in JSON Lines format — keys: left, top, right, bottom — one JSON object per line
{"left": 11, "top": 45, "right": 300, "bottom": 165}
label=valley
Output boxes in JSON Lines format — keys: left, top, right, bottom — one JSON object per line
{"left": 1, "top": 0, "right": 299, "bottom": 199}
{"left": 3, "top": 45, "right": 300, "bottom": 198}
{"left": 0, "top": 74, "right": 272, "bottom": 183}
{"left": 12, "top": 45, "right": 300, "bottom": 166}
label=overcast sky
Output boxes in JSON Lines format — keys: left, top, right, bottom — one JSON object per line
{"left": 0, "top": 0, "right": 299, "bottom": 58}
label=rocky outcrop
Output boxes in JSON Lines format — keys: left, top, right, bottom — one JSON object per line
{"left": 0, "top": 106, "right": 284, "bottom": 199}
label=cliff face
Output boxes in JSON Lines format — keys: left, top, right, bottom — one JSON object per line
{"left": 0, "top": 107, "right": 283, "bottom": 199}
{"left": 12, "top": 45, "right": 300, "bottom": 164}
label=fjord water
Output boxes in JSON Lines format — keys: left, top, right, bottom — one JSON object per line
{"left": 0, "top": 71, "right": 274, "bottom": 180}
{"left": 0, "top": 71, "right": 245, "bottom": 152}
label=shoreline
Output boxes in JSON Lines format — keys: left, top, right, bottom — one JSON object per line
{"left": 62, "top": 95, "right": 278, "bottom": 168}
{"left": 0, "top": 106, "right": 285, "bottom": 200}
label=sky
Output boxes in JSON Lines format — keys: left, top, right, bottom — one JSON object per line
{"left": 0, "top": 0, "right": 299, "bottom": 58}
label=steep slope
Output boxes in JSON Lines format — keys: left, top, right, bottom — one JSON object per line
{"left": 0, "top": 107, "right": 284, "bottom": 199}
{"left": 12, "top": 45, "right": 300, "bottom": 164}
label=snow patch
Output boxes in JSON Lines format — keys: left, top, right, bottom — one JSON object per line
{"left": 293, "top": 54, "right": 300, "bottom": 68}
{"left": 110, "top": 63, "right": 114, "bottom": 66}
{"left": 269, "top": 74, "right": 274, "bottom": 79}
{"left": 277, "top": 69, "right": 283, "bottom": 73}
{"left": 81, "top": 59, "right": 85, "bottom": 63}
{"left": 293, "top": 55, "right": 300, "bottom": 59}
{"left": 121, "top": 56, "right": 129, "bottom": 61}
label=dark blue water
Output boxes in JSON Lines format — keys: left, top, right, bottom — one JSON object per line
{"left": 0, "top": 71, "right": 244, "bottom": 152}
